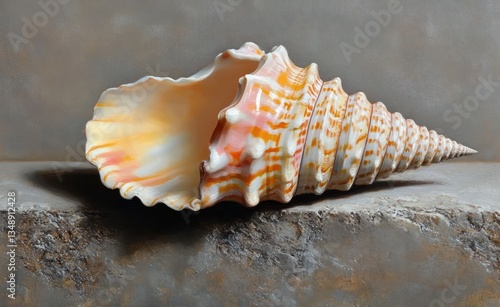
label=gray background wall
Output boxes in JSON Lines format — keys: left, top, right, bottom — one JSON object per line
{"left": 1, "top": 0, "right": 499, "bottom": 161}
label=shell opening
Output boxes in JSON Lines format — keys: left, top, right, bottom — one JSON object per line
{"left": 85, "top": 45, "right": 263, "bottom": 210}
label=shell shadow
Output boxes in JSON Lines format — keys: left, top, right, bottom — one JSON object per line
{"left": 25, "top": 167, "right": 258, "bottom": 252}
{"left": 26, "top": 166, "right": 436, "bottom": 253}
{"left": 250, "top": 179, "right": 438, "bottom": 211}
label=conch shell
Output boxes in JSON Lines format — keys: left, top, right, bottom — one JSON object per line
{"left": 85, "top": 43, "right": 476, "bottom": 211}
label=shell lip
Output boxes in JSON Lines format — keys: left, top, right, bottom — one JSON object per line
{"left": 90, "top": 42, "right": 265, "bottom": 106}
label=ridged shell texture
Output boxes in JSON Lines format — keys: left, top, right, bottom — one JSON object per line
{"left": 85, "top": 43, "right": 476, "bottom": 211}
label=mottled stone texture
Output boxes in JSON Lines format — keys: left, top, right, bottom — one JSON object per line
{"left": 0, "top": 162, "right": 499, "bottom": 306}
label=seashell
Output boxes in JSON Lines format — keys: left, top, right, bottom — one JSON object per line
{"left": 85, "top": 42, "right": 477, "bottom": 211}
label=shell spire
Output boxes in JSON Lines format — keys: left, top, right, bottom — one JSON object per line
{"left": 85, "top": 43, "right": 477, "bottom": 211}
{"left": 199, "top": 45, "right": 476, "bottom": 207}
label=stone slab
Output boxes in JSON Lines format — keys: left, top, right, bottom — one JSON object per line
{"left": 0, "top": 161, "right": 499, "bottom": 306}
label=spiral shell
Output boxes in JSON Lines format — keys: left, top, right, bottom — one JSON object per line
{"left": 85, "top": 43, "right": 476, "bottom": 211}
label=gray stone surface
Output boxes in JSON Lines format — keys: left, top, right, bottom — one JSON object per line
{"left": 1, "top": 161, "right": 500, "bottom": 306}
{"left": 1, "top": 0, "right": 500, "bottom": 161}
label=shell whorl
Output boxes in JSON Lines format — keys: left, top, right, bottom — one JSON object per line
{"left": 200, "top": 46, "right": 323, "bottom": 206}
{"left": 200, "top": 45, "right": 476, "bottom": 208}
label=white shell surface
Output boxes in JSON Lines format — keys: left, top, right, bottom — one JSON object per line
{"left": 409, "top": 126, "right": 430, "bottom": 169}
{"left": 327, "top": 92, "right": 372, "bottom": 191}
{"left": 424, "top": 130, "right": 439, "bottom": 165}
{"left": 355, "top": 101, "right": 392, "bottom": 185}
{"left": 297, "top": 78, "right": 348, "bottom": 195}
{"left": 377, "top": 112, "right": 407, "bottom": 178}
